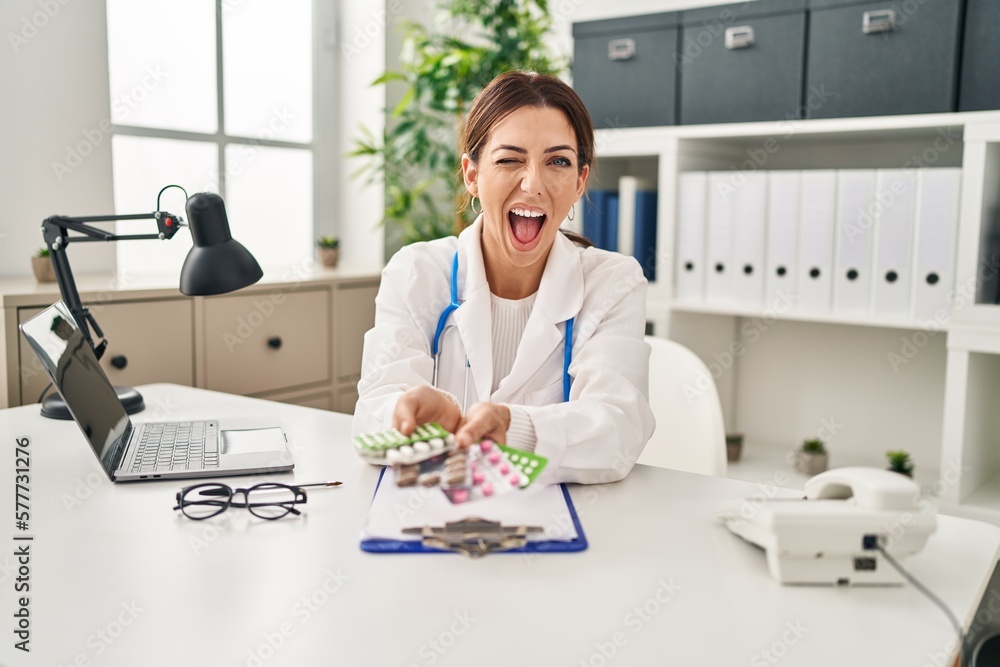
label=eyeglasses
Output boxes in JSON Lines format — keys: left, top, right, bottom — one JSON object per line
{"left": 174, "top": 482, "right": 309, "bottom": 520}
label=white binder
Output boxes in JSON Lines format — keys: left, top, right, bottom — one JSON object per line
{"left": 675, "top": 172, "right": 707, "bottom": 303}
{"left": 912, "top": 168, "right": 962, "bottom": 322}
{"left": 797, "top": 170, "right": 838, "bottom": 313}
{"left": 833, "top": 170, "right": 877, "bottom": 314}
{"left": 705, "top": 172, "right": 736, "bottom": 305}
{"left": 872, "top": 170, "right": 918, "bottom": 318}
{"left": 765, "top": 171, "right": 800, "bottom": 311}
{"left": 733, "top": 171, "right": 767, "bottom": 309}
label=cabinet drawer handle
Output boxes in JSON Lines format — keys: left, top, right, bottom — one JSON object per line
{"left": 110, "top": 354, "right": 128, "bottom": 370}
{"left": 267, "top": 336, "right": 283, "bottom": 350}
{"left": 608, "top": 38, "right": 636, "bottom": 61}
{"left": 862, "top": 9, "right": 895, "bottom": 34}
{"left": 725, "top": 26, "right": 755, "bottom": 50}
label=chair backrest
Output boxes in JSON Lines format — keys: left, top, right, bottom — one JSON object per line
{"left": 638, "top": 335, "right": 728, "bottom": 477}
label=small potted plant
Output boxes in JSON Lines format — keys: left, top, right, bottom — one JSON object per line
{"left": 886, "top": 450, "right": 914, "bottom": 478}
{"left": 317, "top": 236, "right": 340, "bottom": 268}
{"left": 795, "top": 438, "right": 828, "bottom": 475}
{"left": 726, "top": 433, "right": 744, "bottom": 462}
{"left": 31, "top": 248, "right": 56, "bottom": 283}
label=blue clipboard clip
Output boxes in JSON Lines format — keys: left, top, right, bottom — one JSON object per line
{"left": 402, "top": 518, "right": 544, "bottom": 558}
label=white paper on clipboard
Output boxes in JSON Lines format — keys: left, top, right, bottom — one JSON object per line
{"left": 362, "top": 467, "right": 579, "bottom": 543}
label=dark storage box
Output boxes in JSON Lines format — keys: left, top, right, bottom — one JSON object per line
{"left": 806, "top": 0, "right": 963, "bottom": 119}
{"left": 959, "top": 0, "right": 1000, "bottom": 112}
{"left": 572, "top": 12, "right": 679, "bottom": 129}
{"left": 678, "top": 0, "right": 807, "bottom": 125}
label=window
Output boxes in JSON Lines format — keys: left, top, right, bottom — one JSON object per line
{"left": 106, "top": 0, "right": 315, "bottom": 275}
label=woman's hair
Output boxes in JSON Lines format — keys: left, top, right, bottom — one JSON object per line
{"left": 461, "top": 70, "right": 596, "bottom": 247}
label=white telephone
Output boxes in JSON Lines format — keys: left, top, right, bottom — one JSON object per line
{"left": 716, "top": 467, "right": 937, "bottom": 585}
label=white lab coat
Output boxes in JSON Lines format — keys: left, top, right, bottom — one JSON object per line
{"left": 353, "top": 217, "right": 655, "bottom": 484}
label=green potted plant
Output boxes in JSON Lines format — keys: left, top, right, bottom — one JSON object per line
{"left": 31, "top": 248, "right": 56, "bottom": 283}
{"left": 351, "top": 0, "right": 564, "bottom": 245}
{"left": 726, "top": 432, "right": 744, "bottom": 462}
{"left": 317, "top": 236, "right": 340, "bottom": 268}
{"left": 886, "top": 450, "right": 914, "bottom": 478}
{"left": 795, "top": 438, "right": 828, "bottom": 475}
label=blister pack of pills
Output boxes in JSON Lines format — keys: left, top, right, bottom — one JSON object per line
{"left": 353, "top": 423, "right": 455, "bottom": 465}
{"left": 395, "top": 438, "right": 548, "bottom": 505}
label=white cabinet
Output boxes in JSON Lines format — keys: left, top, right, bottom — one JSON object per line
{"left": 593, "top": 111, "right": 1000, "bottom": 520}
{"left": 2, "top": 269, "right": 380, "bottom": 415}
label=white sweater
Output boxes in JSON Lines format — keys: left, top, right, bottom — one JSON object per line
{"left": 490, "top": 292, "right": 539, "bottom": 452}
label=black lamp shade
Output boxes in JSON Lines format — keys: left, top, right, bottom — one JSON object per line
{"left": 179, "top": 192, "right": 263, "bottom": 296}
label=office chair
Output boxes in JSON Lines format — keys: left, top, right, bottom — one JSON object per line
{"left": 637, "top": 335, "right": 728, "bottom": 477}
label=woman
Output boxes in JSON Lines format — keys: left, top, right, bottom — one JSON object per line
{"left": 353, "top": 71, "right": 654, "bottom": 484}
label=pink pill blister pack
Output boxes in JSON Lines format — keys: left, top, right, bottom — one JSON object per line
{"left": 394, "top": 438, "right": 548, "bottom": 505}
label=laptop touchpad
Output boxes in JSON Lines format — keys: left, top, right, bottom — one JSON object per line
{"left": 221, "top": 428, "right": 285, "bottom": 455}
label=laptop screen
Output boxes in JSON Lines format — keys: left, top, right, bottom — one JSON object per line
{"left": 19, "top": 302, "right": 131, "bottom": 479}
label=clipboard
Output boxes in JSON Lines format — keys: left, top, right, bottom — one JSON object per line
{"left": 360, "top": 467, "right": 588, "bottom": 556}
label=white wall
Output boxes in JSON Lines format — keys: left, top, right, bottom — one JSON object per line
{"left": 0, "top": 0, "right": 116, "bottom": 279}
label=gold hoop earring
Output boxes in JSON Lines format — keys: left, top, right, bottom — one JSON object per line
{"left": 567, "top": 204, "right": 576, "bottom": 221}
{"left": 470, "top": 196, "right": 482, "bottom": 215}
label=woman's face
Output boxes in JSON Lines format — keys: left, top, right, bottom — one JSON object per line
{"left": 462, "top": 105, "right": 589, "bottom": 272}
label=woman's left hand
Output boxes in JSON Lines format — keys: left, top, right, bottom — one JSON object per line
{"left": 455, "top": 402, "right": 510, "bottom": 448}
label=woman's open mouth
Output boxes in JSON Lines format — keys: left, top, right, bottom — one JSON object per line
{"left": 508, "top": 207, "right": 547, "bottom": 251}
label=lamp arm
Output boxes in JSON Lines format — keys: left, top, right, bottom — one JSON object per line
{"left": 40, "top": 211, "right": 184, "bottom": 357}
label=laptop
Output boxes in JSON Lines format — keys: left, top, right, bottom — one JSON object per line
{"left": 19, "top": 301, "right": 294, "bottom": 482}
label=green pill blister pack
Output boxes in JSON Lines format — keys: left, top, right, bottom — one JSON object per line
{"left": 353, "top": 422, "right": 454, "bottom": 465}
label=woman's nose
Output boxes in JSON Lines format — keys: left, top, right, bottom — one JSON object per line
{"left": 519, "top": 163, "right": 543, "bottom": 195}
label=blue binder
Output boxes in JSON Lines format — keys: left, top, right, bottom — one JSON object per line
{"left": 583, "top": 190, "right": 619, "bottom": 252}
{"left": 633, "top": 190, "right": 658, "bottom": 281}
{"left": 360, "top": 467, "right": 589, "bottom": 554}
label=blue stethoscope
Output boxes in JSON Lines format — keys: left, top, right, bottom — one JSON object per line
{"left": 432, "top": 251, "right": 573, "bottom": 411}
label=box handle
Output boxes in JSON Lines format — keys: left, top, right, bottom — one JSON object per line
{"left": 607, "top": 38, "right": 636, "bottom": 61}
{"left": 862, "top": 9, "right": 896, "bottom": 34}
{"left": 725, "top": 26, "right": 755, "bottom": 50}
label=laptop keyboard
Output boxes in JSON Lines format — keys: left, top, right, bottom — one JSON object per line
{"left": 129, "top": 421, "right": 220, "bottom": 473}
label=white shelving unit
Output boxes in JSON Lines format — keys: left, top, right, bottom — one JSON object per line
{"left": 593, "top": 110, "right": 1000, "bottom": 522}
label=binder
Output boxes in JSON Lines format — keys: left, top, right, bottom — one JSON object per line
{"left": 732, "top": 171, "right": 767, "bottom": 309}
{"left": 618, "top": 176, "right": 655, "bottom": 262}
{"left": 675, "top": 172, "right": 708, "bottom": 302}
{"left": 705, "top": 172, "right": 736, "bottom": 304}
{"left": 360, "top": 467, "right": 588, "bottom": 555}
{"left": 797, "top": 170, "right": 838, "bottom": 313}
{"left": 872, "top": 170, "right": 918, "bottom": 318}
{"left": 765, "top": 171, "right": 800, "bottom": 310}
{"left": 634, "top": 189, "right": 659, "bottom": 281}
{"left": 583, "top": 190, "right": 619, "bottom": 251}
{"left": 833, "top": 170, "right": 877, "bottom": 314}
{"left": 912, "top": 168, "right": 962, "bottom": 321}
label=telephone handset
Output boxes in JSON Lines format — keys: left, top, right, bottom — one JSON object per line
{"left": 804, "top": 467, "right": 921, "bottom": 510}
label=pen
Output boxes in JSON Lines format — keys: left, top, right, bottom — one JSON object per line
{"left": 200, "top": 481, "right": 343, "bottom": 496}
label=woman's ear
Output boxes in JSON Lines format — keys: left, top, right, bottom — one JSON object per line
{"left": 461, "top": 153, "right": 479, "bottom": 195}
{"left": 575, "top": 164, "right": 590, "bottom": 198}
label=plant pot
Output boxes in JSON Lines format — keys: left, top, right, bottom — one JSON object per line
{"left": 31, "top": 256, "right": 56, "bottom": 283}
{"left": 318, "top": 247, "right": 339, "bottom": 268}
{"left": 794, "top": 451, "right": 828, "bottom": 476}
{"left": 725, "top": 433, "right": 744, "bottom": 462}
{"left": 887, "top": 467, "right": 913, "bottom": 478}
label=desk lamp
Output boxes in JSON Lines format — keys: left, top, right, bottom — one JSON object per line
{"left": 38, "top": 185, "right": 262, "bottom": 419}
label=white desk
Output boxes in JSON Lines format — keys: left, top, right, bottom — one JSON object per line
{"left": 0, "top": 384, "right": 995, "bottom": 667}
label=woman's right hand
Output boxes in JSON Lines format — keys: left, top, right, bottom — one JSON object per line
{"left": 392, "top": 385, "right": 462, "bottom": 436}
